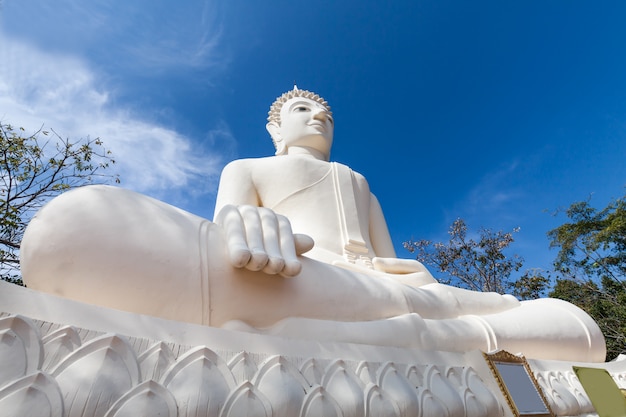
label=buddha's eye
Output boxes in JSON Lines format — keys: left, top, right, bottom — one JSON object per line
{"left": 294, "top": 106, "right": 310, "bottom": 112}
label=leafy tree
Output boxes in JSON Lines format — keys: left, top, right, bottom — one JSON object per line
{"left": 510, "top": 268, "right": 550, "bottom": 301}
{"left": 403, "top": 218, "right": 528, "bottom": 294}
{"left": 0, "top": 123, "right": 118, "bottom": 284}
{"left": 548, "top": 196, "right": 626, "bottom": 282}
{"left": 547, "top": 194, "right": 626, "bottom": 359}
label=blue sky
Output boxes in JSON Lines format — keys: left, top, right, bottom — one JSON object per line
{"left": 2, "top": 1, "right": 625, "bottom": 281}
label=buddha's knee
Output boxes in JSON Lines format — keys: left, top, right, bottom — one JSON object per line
{"left": 20, "top": 185, "right": 211, "bottom": 324}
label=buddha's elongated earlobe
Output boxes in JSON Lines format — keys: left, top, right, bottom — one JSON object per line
{"left": 266, "top": 121, "right": 285, "bottom": 155}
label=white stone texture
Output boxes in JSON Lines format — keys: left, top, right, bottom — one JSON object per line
{"left": 2, "top": 281, "right": 625, "bottom": 416}
{"left": 0, "top": 281, "right": 518, "bottom": 417}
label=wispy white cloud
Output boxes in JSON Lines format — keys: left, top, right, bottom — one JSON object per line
{"left": 1, "top": 0, "right": 225, "bottom": 74}
{"left": 0, "top": 35, "right": 229, "bottom": 198}
{"left": 441, "top": 160, "right": 528, "bottom": 232}
{"left": 119, "top": 2, "right": 224, "bottom": 73}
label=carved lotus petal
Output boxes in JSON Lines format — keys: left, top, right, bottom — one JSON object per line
{"left": 219, "top": 381, "right": 272, "bottom": 417}
{"left": 42, "top": 325, "right": 82, "bottom": 371}
{"left": 424, "top": 365, "right": 463, "bottom": 416}
{"left": 228, "top": 351, "right": 258, "bottom": 384}
{"left": 417, "top": 387, "right": 449, "bottom": 417}
{"left": 161, "top": 346, "right": 235, "bottom": 417}
{"left": 463, "top": 367, "right": 500, "bottom": 417}
{"left": 538, "top": 372, "right": 569, "bottom": 415}
{"left": 137, "top": 342, "right": 175, "bottom": 382}
{"left": 0, "top": 330, "right": 28, "bottom": 383}
{"left": 444, "top": 366, "right": 463, "bottom": 388}
{"left": 51, "top": 334, "right": 140, "bottom": 417}
{"left": 0, "top": 315, "right": 43, "bottom": 381}
{"left": 376, "top": 362, "right": 418, "bottom": 416}
{"left": 462, "top": 389, "right": 490, "bottom": 417}
{"left": 299, "top": 385, "right": 343, "bottom": 417}
{"left": 364, "top": 383, "right": 401, "bottom": 417}
{"left": 322, "top": 360, "right": 364, "bottom": 417}
{"left": 253, "top": 355, "right": 309, "bottom": 417}
{"left": 356, "top": 361, "right": 378, "bottom": 385}
{"left": 0, "top": 372, "right": 63, "bottom": 417}
{"left": 537, "top": 372, "right": 567, "bottom": 414}
{"left": 300, "top": 358, "right": 325, "bottom": 387}
{"left": 405, "top": 365, "right": 424, "bottom": 388}
{"left": 554, "top": 371, "right": 585, "bottom": 414}
{"left": 565, "top": 371, "right": 594, "bottom": 412}
{"left": 104, "top": 380, "right": 177, "bottom": 417}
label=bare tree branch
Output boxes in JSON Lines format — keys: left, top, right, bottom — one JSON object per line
{"left": 0, "top": 122, "right": 119, "bottom": 283}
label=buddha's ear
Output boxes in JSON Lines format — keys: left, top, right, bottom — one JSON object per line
{"left": 266, "top": 121, "right": 279, "bottom": 139}
{"left": 266, "top": 121, "right": 285, "bottom": 155}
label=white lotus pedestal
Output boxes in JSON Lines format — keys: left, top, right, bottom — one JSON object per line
{"left": 1, "top": 281, "right": 624, "bottom": 417}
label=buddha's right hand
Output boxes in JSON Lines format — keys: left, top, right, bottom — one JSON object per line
{"left": 215, "top": 205, "right": 314, "bottom": 277}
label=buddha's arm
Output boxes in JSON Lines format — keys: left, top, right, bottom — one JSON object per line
{"left": 213, "top": 160, "right": 260, "bottom": 216}
{"left": 368, "top": 193, "right": 437, "bottom": 283}
{"left": 213, "top": 160, "right": 313, "bottom": 277}
{"left": 368, "top": 193, "right": 396, "bottom": 258}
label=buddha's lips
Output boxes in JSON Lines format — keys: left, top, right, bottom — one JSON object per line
{"left": 307, "top": 122, "right": 326, "bottom": 131}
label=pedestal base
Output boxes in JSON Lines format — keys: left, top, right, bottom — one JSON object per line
{"left": 0, "top": 281, "right": 623, "bottom": 417}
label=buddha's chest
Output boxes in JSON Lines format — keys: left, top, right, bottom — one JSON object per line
{"left": 254, "top": 161, "right": 373, "bottom": 256}
{"left": 256, "top": 160, "right": 369, "bottom": 212}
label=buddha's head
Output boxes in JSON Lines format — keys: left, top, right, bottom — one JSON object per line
{"left": 267, "top": 86, "right": 334, "bottom": 161}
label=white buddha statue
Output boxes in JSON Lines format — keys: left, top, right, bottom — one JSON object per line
{"left": 19, "top": 87, "right": 606, "bottom": 362}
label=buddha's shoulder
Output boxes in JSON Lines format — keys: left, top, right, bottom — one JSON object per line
{"left": 223, "top": 156, "right": 330, "bottom": 172}
{"left": 222, "top": 157, "right": 272, "bottom": 174}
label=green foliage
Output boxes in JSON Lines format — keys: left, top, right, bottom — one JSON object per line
{"left": 510, "top": 269, "right": 550, "bottom": 301}
{"left": 0, "top": 122, "right": 118, "bottom": 283}
{"left": 548, "top": 194, "right": 626, "bottom": 360}
{"left": 549, "top": 196, "right": 626, "bottom": 282}
{"left": 404, "top": 218, "right": 526, "bottom": 294}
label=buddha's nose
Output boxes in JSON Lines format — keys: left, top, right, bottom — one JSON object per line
{"left": 313, "top": 110, "right": 329, "bottom": 122}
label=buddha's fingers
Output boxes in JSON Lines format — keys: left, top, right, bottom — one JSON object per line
{"left": 372, "top": 257, "right": 432, "bottom": 274}
{"left": 293, "top": 234, "right": 314, "bottom": 255}
{"left": 215, "top": 204, "right": 251, "bottom": 268}
{"left": 258, "top": 207, "right": 285, "bottom": 275}
{"left": 239, "top": 205, "right": 270, "bottom": 271}
{"left": 277, "top": 215, "right": 302, "bottom": 277}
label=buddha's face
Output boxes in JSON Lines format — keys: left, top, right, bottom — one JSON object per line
{"left": 268, "top": 97, "right": 334, "bottom": 159}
